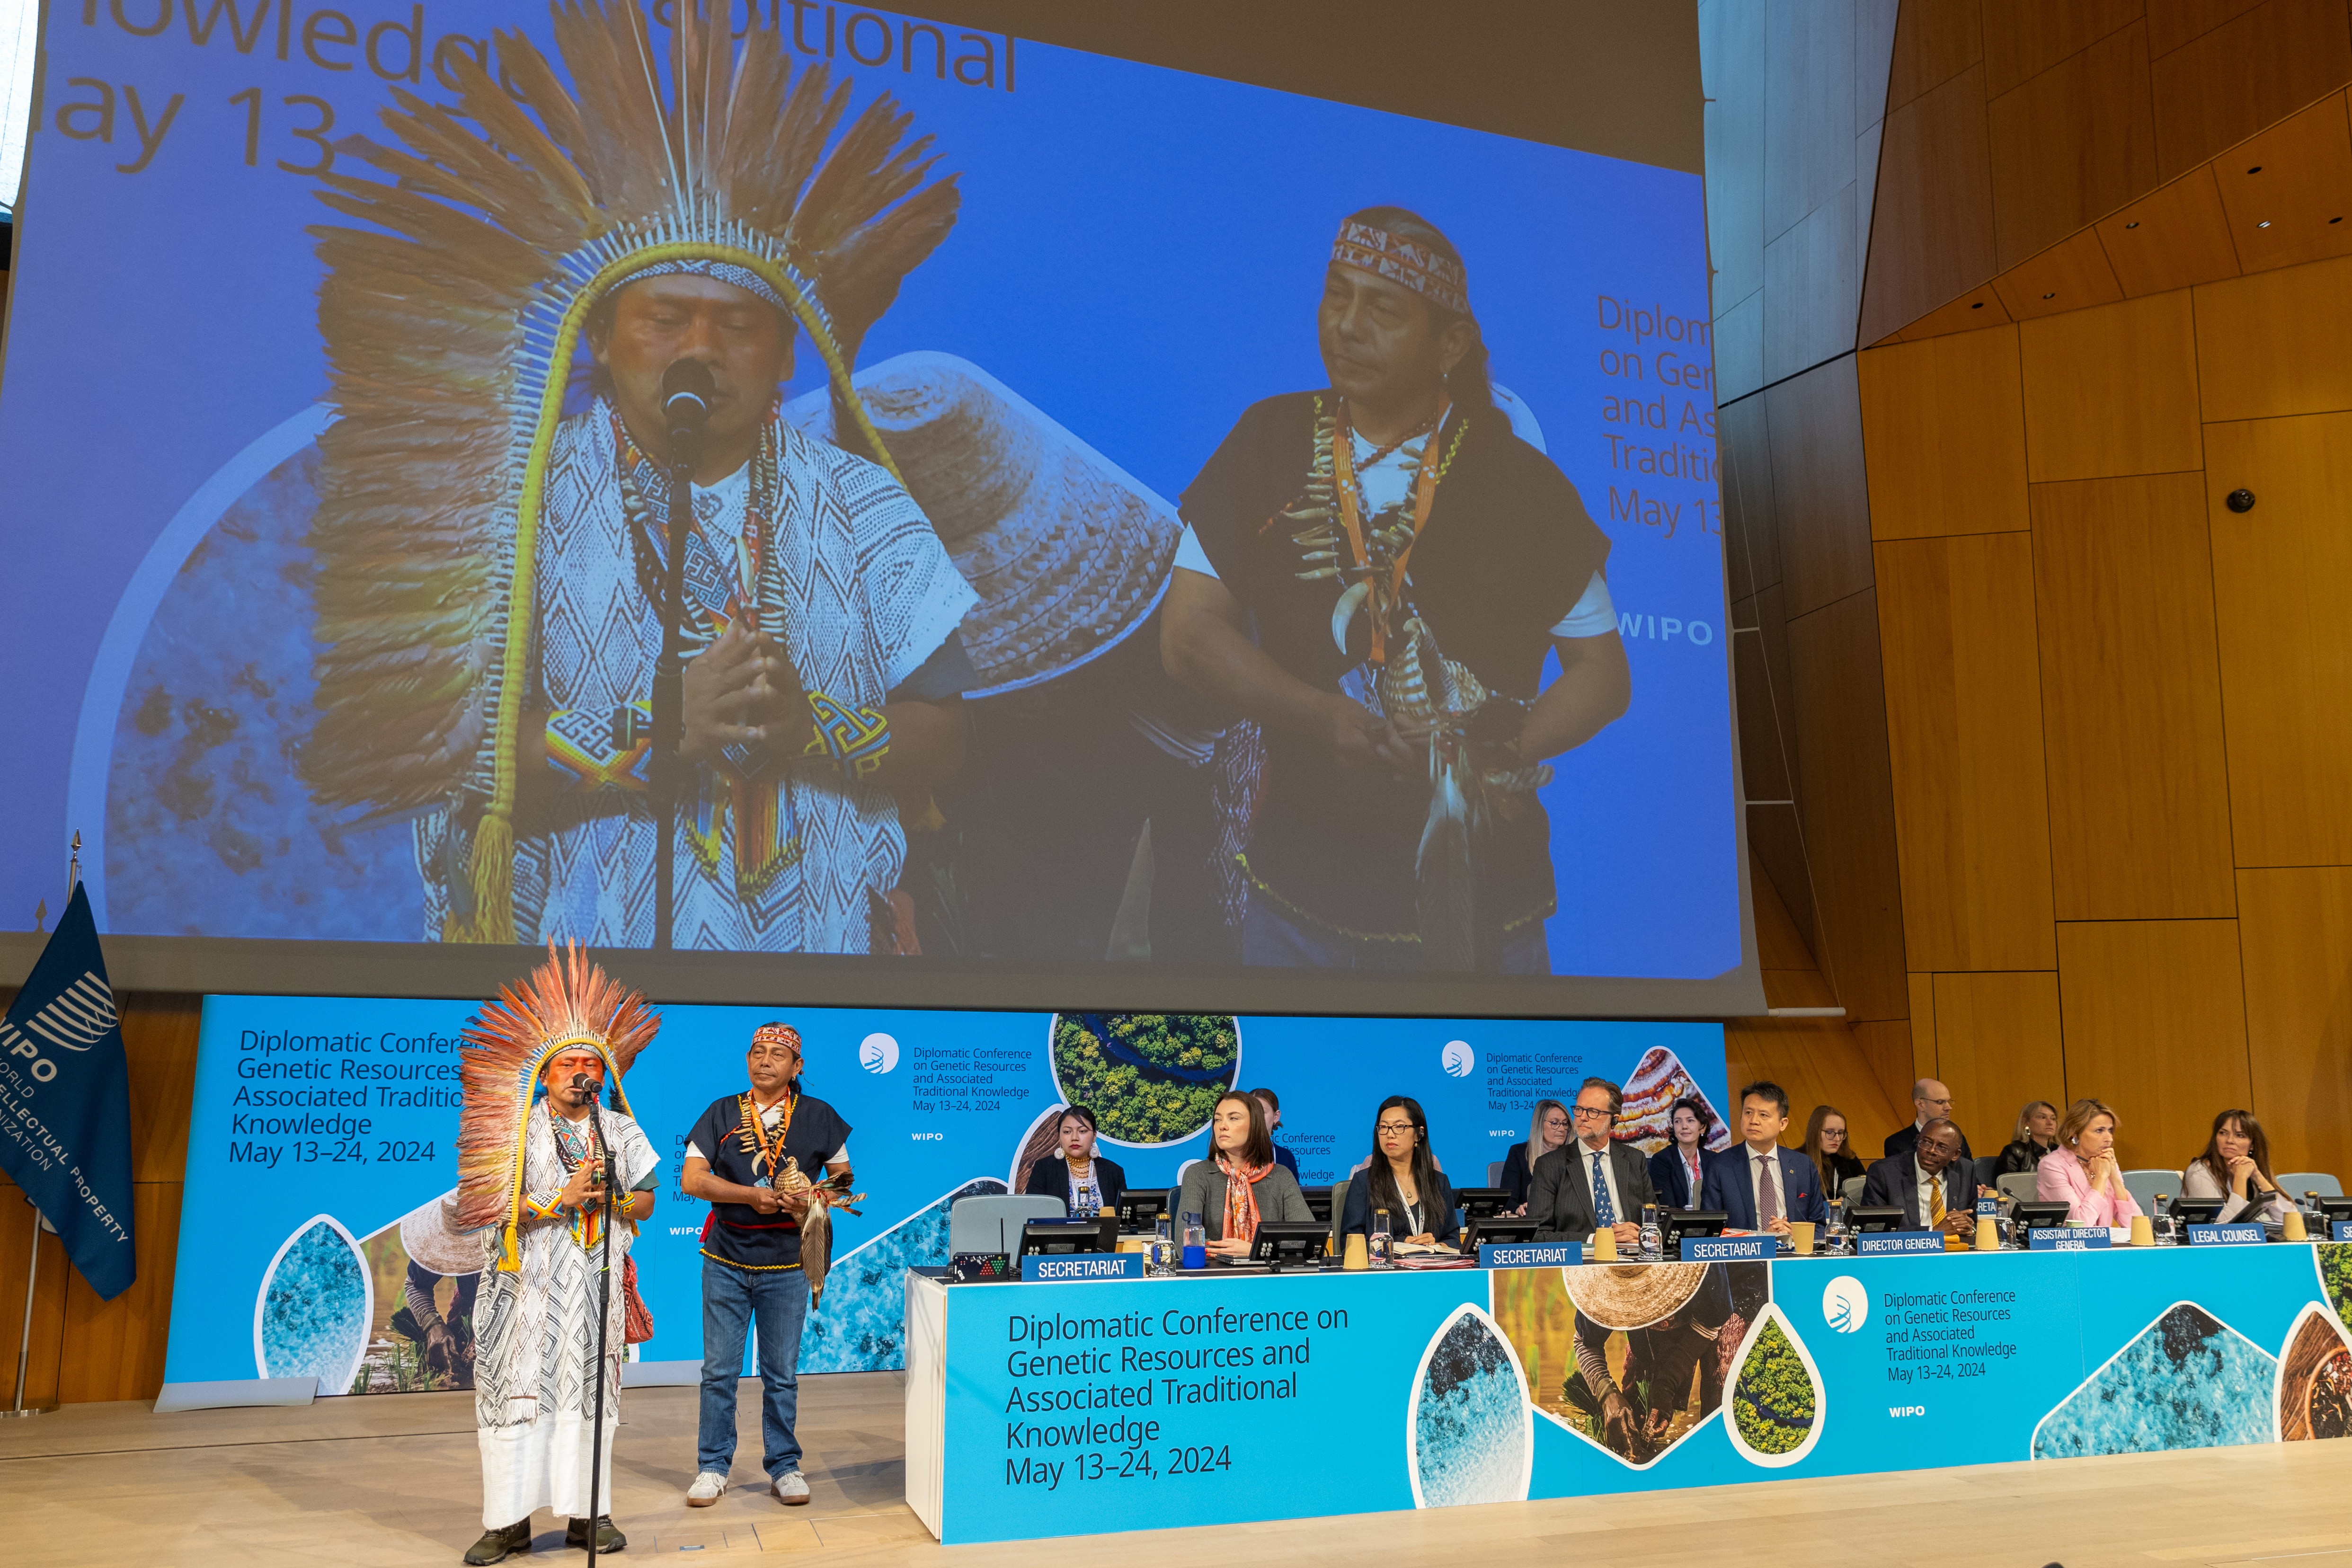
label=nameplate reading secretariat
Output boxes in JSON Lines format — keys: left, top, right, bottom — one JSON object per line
{"left": 1480, "top": 1243, "right": 1576, "bottom": 1269}
{"left": 1021, "top": 1253, "right": 1146, "bottom": 1283}
{"left": 2029, "top": 1227, "right": 2110, "bottom": 1251}
{"left": 2185, "top": 1223, "right": 2265, "bottom": 1247}
{"left": 1683, "top": 1235, "right": 1774, "bottom": 1262}
{"left": 2335, "top": 1221, "right": 2352, "bottom": 1242}
{"left": 1856, "top": 1231, "right": 1945, "bottom": 1256}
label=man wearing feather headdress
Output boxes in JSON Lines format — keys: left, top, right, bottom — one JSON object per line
{"left": 1163, "top": 206, "right": 1632, "bottom": 972}
{"left": 456, "top": 945, "right": 661, "bottom": 1563}
{"left": 304, "top": 1, "right": 973, "bottom": 954}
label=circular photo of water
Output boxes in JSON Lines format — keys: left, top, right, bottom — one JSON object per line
{"left": 1045, "top": 1013, "right": 1243, "bottom": 1149}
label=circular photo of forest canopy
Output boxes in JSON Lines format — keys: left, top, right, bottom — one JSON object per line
{"left": 1047, "top": 1013, "right": 1242, "bottom": 1147}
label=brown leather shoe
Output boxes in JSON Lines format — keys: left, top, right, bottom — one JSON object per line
{"left": 564, "top": 1516, "right": 627, "bottom": 1553}
{"left": 462, "top": 1520, "right": 531, "bottom": 1564}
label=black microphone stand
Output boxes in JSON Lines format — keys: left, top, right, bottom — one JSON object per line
{"left": 582, "top": 1078, "right": 618, "bottom": 1560}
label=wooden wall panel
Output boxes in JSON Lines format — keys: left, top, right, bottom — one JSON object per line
{"left": 2018, "top": 290, "right": 2203, "bottom": 479}
{"left": 2056, "top": 919, "right": 2252, "bottom": 1169}
{"left": 1765, "top": 180, "right": 1862, "bottom": 384}
{"left": 124, "top": 995, "right": 200, "bottom": 1184}
{"left": 2148, "top": 0, "right": 2269, "bottom": 60}
{"left": 1733, "top": 585, "right": 1796, "bottom": 803}
{"left": 1982, "top": 0, "right": 2148, "bottom": 99}
{"left": 1724, "top": 1017, "right": 1908, "bottom": 1155}
{"left": 1766, "top": 355, "right": 1875, "bottom": 618}
{"left": 57, "top": 1185, "right": 182, "bottom": 1405}
{"left": 1863, "top": 62, "right": 1998, "bottom": 344}
{"left": 2209, "top": 92, "right": 2352, "bottom": 273}
{"left": 1765, "top": 0, "right": 1858, "bottom": 243}
{"left": 2237, "top": 867, "right": 2352, "bottom": 1181}
{"left": 1701, "top": 0, "right": 1767, "bottom": 317}
{"left": 2204, "top": 412, "right": 2352, "bottom": 866}
{"left": 2094, "top": 165, "right": 2244, "bottom": 294}
{"left": 1987, "top": 21, "right": 2159, "bottom": 269}
{"left": 2029, "top": 473, "right": 2236, "bottom": 918}
{"left": 1874, "top": 533, "right": 2058, "bottom": 970}
{"left": 2193, "top": 251, "right": 2352, "bottom": 421}
{"left": 1892, "top": 284, "right": 2009, "bottom": 341}
{"left": 1719, "top": 392, "right": 1783, "bottom": 602}
{"left": 1889, "top": 0, "right": 1984, "bottom": 108}
{"left": 1908, "top": 972, "right": 1939, "bottom": 1081}
{"left": 1928, "top": 970, "right": 2067, "bottom": 1154}
{"left": 2148, "top": 0, "right": 2352, "bottom": 179}
{"left": 1787, "top": 588, "right": 1912, "bottom": 1023}
{"left": 1858, "top": 327, "right": 2030, "bottom": 539}
{"left": 1988, "top": 227, "right": 2127, "bottom": 320}
{"left": 0, "top": 1184, "right": 67, "bottom": 1409}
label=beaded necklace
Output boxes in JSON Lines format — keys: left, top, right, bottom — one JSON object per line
{"left": 736, "top": 1090, "right": 798, "bottom": 1182}
{"left": 1282, "top": 395, "right": 1469, "bottom": 666}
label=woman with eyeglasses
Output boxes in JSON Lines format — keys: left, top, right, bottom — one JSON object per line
{"left": 1500, "top": 1099, "right": 1570, "bottom": 1213}
{"left": 1340, "top": 1096, "right": 1460, "bottom": 1246}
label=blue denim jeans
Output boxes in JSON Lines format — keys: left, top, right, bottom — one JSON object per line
{"left": 697, "top": 1258, "right": 810, "bottom": 1479}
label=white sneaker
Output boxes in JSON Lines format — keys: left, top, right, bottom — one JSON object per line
{"left": 686, "top": 1471, "right": 728, "bottom": 1507}
{"left": 772, "top": 1469, "right": 810, "bottom": 1506}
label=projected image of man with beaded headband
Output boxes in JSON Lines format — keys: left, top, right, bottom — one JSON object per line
{"left": 1163, "top": 207, "right": 1633, "bottom": 972}
{"left": 302, "top": 0, "right": 977, "bottom": 954}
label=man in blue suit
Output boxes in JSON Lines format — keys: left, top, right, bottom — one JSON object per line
{"left": 1701, "top": 1081, "right": 1826, "bottom": 1233}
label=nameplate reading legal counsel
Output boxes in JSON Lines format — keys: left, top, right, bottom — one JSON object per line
{"left": 2029, "top": 1226, "right": 2110, "bottom": 1251}
{"left": 2185, "top": 1223, "right": 2265, "bottom": 1247}
{"left": 1682, "top": 1235, "right": 1774, "bottom": 1262}
{"left": 1021, "top": 1252, "right": 1145, "bottom": 1282}
{"left": 1855, "top": 1231, "right": 1945, "bottom": 1256}
{"left": 1480, "top": 1243, "right": 1577, "bottom": 1269}
{"left": 2334, "top": 1221, "right": 2352, "bottom": 1242}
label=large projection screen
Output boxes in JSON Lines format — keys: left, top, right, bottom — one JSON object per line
{"left": 0, "top": 1, "right": 1757, "bottom": 1016}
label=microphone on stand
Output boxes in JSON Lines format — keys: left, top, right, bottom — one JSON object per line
{"left": 650, "top": 357, "right": 715, "bottom": 956}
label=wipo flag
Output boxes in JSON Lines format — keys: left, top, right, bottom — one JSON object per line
{"left": 0, "top": 884, "right": 135, "bottom": 1299}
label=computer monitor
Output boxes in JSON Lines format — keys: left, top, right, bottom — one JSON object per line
{"left": 1020, "top": 1216, "right": 1120, "bottom": 1257}
{"left": 1112, "top": 1194, "right": 1163, "bottom": 1233}
{"left": 1660, "top": 1209, "right": 1726, "bottom": 1257}
{"left": 1302, "top": 1187, "right": 1334, "bottom": 1225}
{"left": 2315, "top": 1195, "right": 2352, "bottom": 1228}
{"left": 2167, "top": 1197, "right": 2228, "bottom": 1227}
{"left": 1464, "top": 1215, "right": 1540, "bottom": 1252}
{"left": 1844, "top": 1205, "right": 1905, "bottom": 1233}
{"left": 2009, "top": 1200, "right": 2073, "bottom": 1231}
{"left": 1249, "top": 1221, "right": 1331, "bottom": 1268}
{"left": 1455, "top": 1187, "right": 1514, "bottom": 1223}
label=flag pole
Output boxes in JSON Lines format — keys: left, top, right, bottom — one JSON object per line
{"left": 4, "top": 834, "right": 71, "bottom": 1420}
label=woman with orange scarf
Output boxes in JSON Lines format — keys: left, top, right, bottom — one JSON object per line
{"left": 1178, "top": 1092, "right": 1315, "bottom": 1258}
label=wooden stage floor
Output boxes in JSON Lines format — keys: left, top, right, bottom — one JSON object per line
{"left": 2, "top": 1373, "right": 2347, "bottom": 1568}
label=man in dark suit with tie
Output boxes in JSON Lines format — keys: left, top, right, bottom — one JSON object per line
{"left": 1862, "top": 1117, "right": 1979, "bottom": 1241}
{"left": 1701, "top": 1081, "right": 1826, "bottom": 1233}
{"left": 1882, "top": 1079, "right": 1973, "bottom": 1164}
{"left": 1529, "top": 1076, "right": 1654, "bottom": 1247}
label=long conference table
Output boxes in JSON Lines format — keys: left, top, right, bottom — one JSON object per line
{"left": 903, "top": 1239, "right": 2352, "bottom": 1544}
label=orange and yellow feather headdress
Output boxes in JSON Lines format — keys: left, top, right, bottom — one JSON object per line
{"left": 301, "top": 0, "right": 959, "bottom": 941}
{"left": 459, "top": 941, "right": 661, "bottom": 1268}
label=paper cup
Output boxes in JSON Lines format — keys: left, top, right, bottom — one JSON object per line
{"left": 2128, "top": 1215, "right": 2155, "bottom": 1247}
{"left": 1594, "top": 1227, "right": 1618, "bottom": 1262}
{"left": 2284, "top": 1209, "right": 2308, "bottom": 1241}
{"left": 1789, "top": 1222, "right": 1815, "bottom": 1256}
{"left": 1342, "top": 1233, "right": 1369, "bottom": 1271}
{"left": 1975, "top": 1215, "right": 2002, "bottom": 1251}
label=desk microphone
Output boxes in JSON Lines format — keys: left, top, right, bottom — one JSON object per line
{"left": 662, "top": 358, "right": 715, "bottom": 445}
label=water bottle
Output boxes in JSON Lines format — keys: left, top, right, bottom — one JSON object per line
{"left": 1370, "top": 1208, "right": 1394, "bottom": 1268}
{"left": 1825, "top": 1196, "right": 1846, "bottom": 1252}
{"left": 1180, "top": 1212, "right": 1207, "bottom": 1270}
{"left": 1152, "top": 1211, "right": 1176, "bottom": 1274}
{"left": 2155, "top": 1193, "right": 2177, "bottom": 1246}
{"left": 1639, "top": 1203, "right": 1662, "bottom": 1261}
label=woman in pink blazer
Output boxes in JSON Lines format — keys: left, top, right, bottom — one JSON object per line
{"left": 2036, "top": 1098, "right": 2142, "bottom": 1226}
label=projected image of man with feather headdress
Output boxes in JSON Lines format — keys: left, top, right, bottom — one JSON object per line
{"left": 302, "top": 1, "right": 976, "bottom": 954}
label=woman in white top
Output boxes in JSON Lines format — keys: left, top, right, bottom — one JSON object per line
{"left": 2178, "top": 1107, "right": 2290, "bottom": 1223}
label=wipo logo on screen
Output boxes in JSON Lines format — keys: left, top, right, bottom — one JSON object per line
{"left": 860, "top": 1033, "right": 899, "bottom": 1074}
{"left": 1440, "top": 1040, "right": 1476, "bottom": 1078}
{"left": 1821, "top": 1276, "right": 1869, "bottom": 1333}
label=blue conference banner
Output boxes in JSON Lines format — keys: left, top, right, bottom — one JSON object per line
{"left": 160, "top": 994, "right": 1726, "bottom": 1393}
{"left": 914, "top": 1242, "right": 2352, "bottom": 1543}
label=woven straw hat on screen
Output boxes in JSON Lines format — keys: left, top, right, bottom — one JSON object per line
{"left": 1563, "top": 1261, "right": 1709, "bottom": 1329}
{"left": 398, "top": 1190, "right": 484, "bottom": 1278}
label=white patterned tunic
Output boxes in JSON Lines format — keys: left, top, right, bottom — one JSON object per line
{"left": 472, "top": 1099, "right": 659, "bottom": 1527}
{"left": 422, "top": 403, "right": 976, "bottom": 953}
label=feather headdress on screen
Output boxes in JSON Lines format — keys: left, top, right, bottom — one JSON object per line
{"left": 301, "top": 0, "right": 959, "bottom": 940}
{"left": 458, "top": 940, "right": 661, "bottom": 1269}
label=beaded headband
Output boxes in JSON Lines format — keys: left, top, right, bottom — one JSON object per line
{"left": 1331, "top": 219, "right": 1471, "bottom": 317}
{"left": 609, "top": 257, "right": 792, "bottom": 314}
{"left": 752, "top": 1022, "right": 803, "bottom": 1054}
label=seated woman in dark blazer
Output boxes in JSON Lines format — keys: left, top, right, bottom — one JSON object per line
{"left": 1800, "top": 1104, "right": 1865, "bottom": 1198}
{"left": 1500, "top": 1099, "right": 1571, "bottom": 1212}
{"left": 1647, "top": 1096, "right": 1718, "bottom": 1209}
{"left": 1178, "top": 1092, "right": 1313, "bottom": 1257}
{"left": 1021, "top": 1104, "right": 1126, "bottom": 1217}
{"left": 1340, "top": 1096, "right": 1460, "bottom": 1245}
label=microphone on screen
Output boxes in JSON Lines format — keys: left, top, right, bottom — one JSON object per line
{"left": 662, "top": 358, "right": 716, "bottom": 445}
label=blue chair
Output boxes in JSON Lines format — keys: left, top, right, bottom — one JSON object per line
{"left": 2122, "top": 1169, "right": 2179, "bottom": 1216}
{"left": 2280, "top": 1172, "right": 2343, "bottom": 1198}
